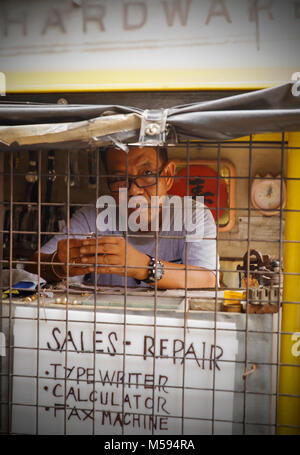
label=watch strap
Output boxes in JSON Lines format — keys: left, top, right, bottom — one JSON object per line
{"left": 135, "top": 255, "right": 164, "bottom": 285}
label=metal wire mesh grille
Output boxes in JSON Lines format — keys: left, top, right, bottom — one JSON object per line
{"left": 0, "top": 136, "right": 299, "bottom": 435}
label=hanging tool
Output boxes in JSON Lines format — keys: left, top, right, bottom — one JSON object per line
{"left": 87, "top": 149, "right": 97, "bottom": 189}
{"left": 65, "top": 149, "right": 80, "bottom": 187}
{"left": 42, "top": 150, "right": 56, "bottom": 243}
{"left": 13, "top": 150, "right": 20, "bottom": 171}
{"left": 18, "top": 151, "right": 39, "bottom": 251}
{"left": 71, "top": 149, "right": 80, "bottom": 187}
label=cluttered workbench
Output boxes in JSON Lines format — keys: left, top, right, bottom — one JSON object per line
{"left": 2, "top": 263, "right": 280, "bottom": 314}
{"left": 1, "top": 269, "right": 280, "bottom": 435}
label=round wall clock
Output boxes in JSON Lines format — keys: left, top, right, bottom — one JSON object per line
{"left": 251, "top": 173, "right": 286, "bottom": 216}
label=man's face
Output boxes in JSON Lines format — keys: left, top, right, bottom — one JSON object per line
{"left": 105, "top": 146, "right": 175, "bottom": 229}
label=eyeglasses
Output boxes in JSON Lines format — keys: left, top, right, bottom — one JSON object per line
{"left": 107, "top": 166, "right": 166, "bottom": 192}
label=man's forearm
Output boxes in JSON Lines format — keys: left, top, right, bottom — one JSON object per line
{"left": 156, "top": 261, "right": 216, "bottom": 289}
{"left": 25, "top": 251, "right": 216, "bottom": 289}
{"left": 135, "top": 256, "right": 216, "bottom": 289}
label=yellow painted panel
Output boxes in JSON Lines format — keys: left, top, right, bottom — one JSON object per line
{"left": 231, "top": 133, "right": 287, "bottom": 142}
{"left": 5, "top": 67, "right": 296, "bottom": 93}
{"left": 277, "top": 132, "right": 300, "bottom": 435}
{"left": 277, "top": 394, "right": 300, "bottom": 435}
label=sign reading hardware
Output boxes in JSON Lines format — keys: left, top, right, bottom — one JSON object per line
{"left": 1, "top": 0, "right": 299, "bottom": 90}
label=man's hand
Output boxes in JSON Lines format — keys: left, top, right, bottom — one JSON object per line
{"left": 48, "top": 237, "right": 215, "bottom": 288}
{"left": 26, "top": 237, "right": 215, "bottom": 288}
{"left": 56, "top": 238, "right": 92, "bottom": 277}
{"left": 68, "top": 236, "right": 151, "bottom": 281}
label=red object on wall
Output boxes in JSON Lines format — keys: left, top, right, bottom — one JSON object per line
{"left": 169, "top": 165, "right": 229, "bottom": 221}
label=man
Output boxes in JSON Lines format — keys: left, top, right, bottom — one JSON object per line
{"left": 26, "top": 145, "right": 217, "bottom": 289}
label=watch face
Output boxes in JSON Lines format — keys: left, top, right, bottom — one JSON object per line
{"left": 144, "top": 257, "right": 165, "bottom": 283}
{"left": 154, "top": 262, "right": 164, "bottom": 280}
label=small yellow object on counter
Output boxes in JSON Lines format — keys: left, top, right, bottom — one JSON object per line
{"left": 223, "top": 290, "right": 246, "bottom": 313}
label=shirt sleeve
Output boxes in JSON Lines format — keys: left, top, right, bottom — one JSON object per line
{"left": 181, "top": 201, "right": 218, "bottom": 274}
{"left": 40, "top": 206, "right": 96, "bottom": 254}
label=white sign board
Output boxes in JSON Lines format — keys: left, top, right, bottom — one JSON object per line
{"left": 11, "top": 304, "right": 238, "bottom": 435}
{"left": 1, "top": 0, "right": 299, "bottom": 91}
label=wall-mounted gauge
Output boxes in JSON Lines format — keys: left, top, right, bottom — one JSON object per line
{"left": 251, "top": 173, "right": 286, "bottom": 216}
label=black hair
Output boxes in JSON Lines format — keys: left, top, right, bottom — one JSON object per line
{"left": 100, "top": 146, "right": 168, "bottom": 172}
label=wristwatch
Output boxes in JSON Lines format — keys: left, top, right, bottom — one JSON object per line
{"left": 135, "top": 255, "right": 165, "bottom": 285}
{"left": 142, "top": 255, "right": 165, "bottom": 283}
